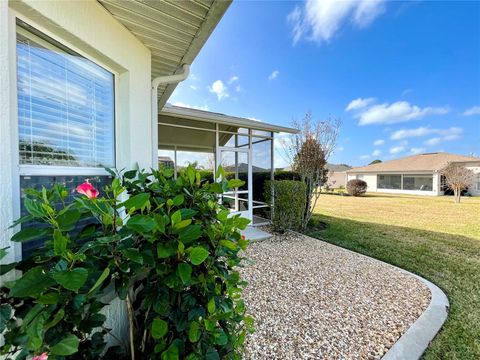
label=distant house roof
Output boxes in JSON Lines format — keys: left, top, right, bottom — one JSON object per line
{"left": 159, "top": 156, "right": 173, "bottom": 162}
{"left": 347, "top": 152, "right": 480, "bottom": 173}
{"left": 326, "top": 163, "right": 351, "bottom": 172}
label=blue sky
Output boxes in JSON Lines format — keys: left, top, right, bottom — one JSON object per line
{"left": 169, "top": 0, "right": 480, "bottom": 167}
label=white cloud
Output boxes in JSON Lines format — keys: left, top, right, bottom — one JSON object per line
{"left": 247, "top": 117, "right": 263, "bottom": 122}
{"left": 353, "top": 101, "right": 449, "bottom": 125}
{"left": 390, "top": 145, "right": 405, "bottom": 154}
{"left": 208, "top": 80, "right": 229, "bottom": 100}
{"left": 189, "top": 85, "right": 198, "bottom": 91}
{"left": 424, "top": 131, "right": 462, "bottom": 146}
{"left": 228, "top": 76, "right": 239, "bottom": 84}
{"left": 462, "top": 106, "right": 480, "bottom": 116}
{"left": 360, "top": 154, "right": 371, "bottom": 160}
{"left": 410, "top": 147, "right": 426, "bottom": 155}
{"left": 235, "top": 85, "right": 242, "bottom": 93}
{"left": 172, "top": 101, "right": 209, "bottom": 111}
{"left": 336, "top": 146, "right": 344, "bottom": 152}
{"left": 189, "top": 73, "right": 198, "bottom": 81}
{"left": 346, "top": 97, "right": 376, "bottom": 111}
{"left": 373, "top": 139, "right": 385, "bottom": 146}
{"left": 391, "top": 126, "right": 463, "bottom": 140}
{"left": 372, "top": 149, "right": 382, "bottom": 157}
{"left": 268, "top": 70, "right": 280, "bottom": 80}
{"left": 287, "top": 0, "right": 385, "bottom": 44}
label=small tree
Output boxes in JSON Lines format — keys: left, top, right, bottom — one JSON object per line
{"left": 282, "top": 112, "right": 340, "bottom": 232}
{"left": 442, "top": 163, "right": 475, "bottom": 203}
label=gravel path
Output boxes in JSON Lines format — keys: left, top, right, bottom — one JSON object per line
{"left": 239, "top": 232, "right": 431, "bottom": 360}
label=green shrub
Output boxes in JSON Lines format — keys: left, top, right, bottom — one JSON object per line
{"left": 0, "top": 166, "right": 252, "bottom": 359}
{"left": 265, "top": 180, "right": 306, "bottom": 233}
{"left": 346, "top": 179, "right": 367, "bottom": 196}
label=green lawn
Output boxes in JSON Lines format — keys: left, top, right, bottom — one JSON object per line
{"left": 308, "top": 193, "right": 480, "bottom": 360}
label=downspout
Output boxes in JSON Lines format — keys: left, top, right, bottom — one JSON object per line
{"left": 151, "top": 64, "right": 190, "bottom": 168}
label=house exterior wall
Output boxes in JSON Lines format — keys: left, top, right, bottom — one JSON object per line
{"left": 326, "top": 171, "right": 346, "bottom": 188}
{"left": 463, "top": 162, "right": 480, "bottom": 196}
{"left": 346, "top": 173, "right": 377, "bottom": 192}
{"left": 347, "top": 172, "right": 441, "bottom": 196}
{"left": 1, "top": 0, "right": 153, "bottom": 344}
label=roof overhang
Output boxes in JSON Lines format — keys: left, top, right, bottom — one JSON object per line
{"left": 160, "top": 105, "right": 299, "bottom": 134}
{"left": 98, "top": 0, "right": 231, "bottom": 108}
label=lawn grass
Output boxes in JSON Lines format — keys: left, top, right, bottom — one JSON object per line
{"left": 308, "top": 193, "right": 480, "bottom": 360}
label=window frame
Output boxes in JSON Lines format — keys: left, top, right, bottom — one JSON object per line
{"left": 14, "top": 16, "right": 119, "bottom": 178}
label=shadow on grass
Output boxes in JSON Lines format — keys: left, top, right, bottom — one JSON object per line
{"left": 307, "top": 214, "right": 480, "bottom": 360}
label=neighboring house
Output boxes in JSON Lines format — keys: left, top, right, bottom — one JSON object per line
{"left": 326, "top": 163, "right": 351, "bottom": 188}
{"left": 0, "top": 0, "right": 297, "bottom": 343}
{"left": 158, "top": 156, "right": 174, "bottom": 169}
{"left": 346, "top": 152, "right": 480, "bottom": 196}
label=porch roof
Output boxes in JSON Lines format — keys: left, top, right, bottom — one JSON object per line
{"left": 98, "top": 0, "right": 231, "bottom": 108}
{"left": 160, "top": 104, "right": 299, "bottom": 134}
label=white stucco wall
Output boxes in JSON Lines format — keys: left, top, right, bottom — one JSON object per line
{"left": 346, "top": 173, "right": 377, "bottom": 192}
{"left": 465, "top": 163, "right": 480, "bottom": 196}
{"left": 1, "top": 0, "right": 154, "bottom": 344}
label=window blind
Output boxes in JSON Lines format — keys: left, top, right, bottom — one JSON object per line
{"left": 16, "top": 25, "right": 115, "bottom": 168}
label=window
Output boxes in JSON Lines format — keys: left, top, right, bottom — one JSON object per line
{"left": 16, "top": 21, "right": 115, "bottom": 256}
{"left": 377, "top": 174, "right": 401, "bottom": 189}
{"left": 403, "top": 174, "right": 433, "bottom": 191}
{"left": 17, "top": 22, "right": 115, "bottom": 167}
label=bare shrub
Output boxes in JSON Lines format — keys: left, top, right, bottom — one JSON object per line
{"left": 442, "top": 163, "right": 475, "bottom": 203}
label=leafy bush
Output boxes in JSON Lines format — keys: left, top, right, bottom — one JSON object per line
{"left": 346, "top": 179, "right": 367, "bottom": 196}
{"left": 0, "top": 166, "right": 252, "bottom": 359}
{"left": 265, "top": 180, "right": 306, "bottom": 233}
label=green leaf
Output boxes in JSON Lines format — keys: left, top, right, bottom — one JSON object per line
{"left": 88, "top": 267, "right": 110, "bottom": 294}
{"left": 189, "top": 247, "right": 209, "bottom": 266}
{"left": 26, "top": 311, "right": 47, "bottom": 350}
{"left": 213, "top": 329, "right": 228, "bottom": 345}
{"left": 0, "top": 304, "right": 12, "bottom": 333}
{"left": 152, "top": 318, "right": 168, "bottom": 339}
{"left": 235, "top": 216, "right": 251, "bottom": 230}
{"left": 186, "top": 167, "right": 195, "bottom": 185}
{"left": 188, "top": 321, "right": 201, "bottom": 343}
{"left": 37, "top": 292, "right": 59, "bottom": 305}
{"left": 11, "top": 228, "right": 48, "bottom": 242}
{"left": 57, "top": 208, "right": 81, "bottom": 231}
{"left": 205, "top": 348, "right": 220, "bottom": 360}
{"left": 227, "top": 179, "right": 244, "bottom": 189}
{"left": 0, "top": 247, "right": 8, "bottom": 261}
{"left": 10, "top": 267, "right": 55, "bottom": 298}
{"left": 173, "top": 219, "right": 192, "bottom": 230}
{"left": 50, "top": 334, "right": 80, "bottom": 356}
{"left": 127, "top": 215, "right": 156, "bottom": 232}
{"left": 122, "top": 248, "right": 144, "bottom": 264}
{"left": 23, "top": 198, "right": 46, "bottom": 218}
{"left": 180, "top": 208, "right": 197, "bottom": 219}
{"left": 161, "top": 339, "right": 181, "bottom": 360}
{"left": 0, "top": 262, "right": 17, "bottom": 276}
{"left": 172, "top": 194, "right": 184, "bottom": 206}
{"left": 52, "top": 268, "right": 88, "bottom": 292}
{"left": 121, "top": 193, "right": 150, "bottom": 212}
{"left": 171, "top": 210, "right": 182, "bottom": 225}
{"left": 219, "top": 240, "right": 238, "bottom": 251}
{"left": 207, "top": 298, "right": 216, "bottom": 314}
{"left": 53, "top": 229, "right": 68, "bottom": 256}
{"left": 216, "top": 209, "right": 230, "bottom": 221}
{"left": 178, "top": 225, "right": 202, "bottom": 244}
{"left": 157, "top": 242, "right": 178, "bottom": 259}
{"left": 177, "top": 263, "right": 192, "bottom": 284}
{"left": 44, "top": 308, "right": 64, "bottom": 330}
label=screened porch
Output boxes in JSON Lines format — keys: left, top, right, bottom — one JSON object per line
{"left": 157, "top": 105, "right": 297, "bottom": 225}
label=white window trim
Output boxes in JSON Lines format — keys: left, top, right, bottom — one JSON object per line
{"left": 14, "top": 13, "right": 119, "bottom": 179}
{"left": 10, "top": 12, "right": 119, "bottom": 259}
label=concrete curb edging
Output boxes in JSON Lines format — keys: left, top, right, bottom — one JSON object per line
{"left": 302, "top": 232, "right": 449, "bottom": 360}
{"left": 381, "top": 270, "right": 449, "bottom": 360}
